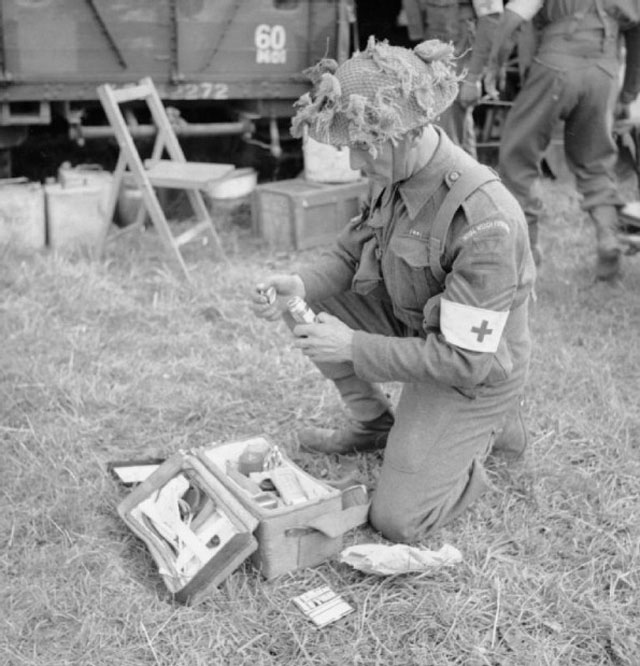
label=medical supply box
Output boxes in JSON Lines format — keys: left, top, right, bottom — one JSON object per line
{"left": 118, "top": 436, "right": 368, "bottom": 605}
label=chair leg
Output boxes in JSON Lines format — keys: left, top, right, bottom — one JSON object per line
{"left": 137, "top": 181, "right": 193, "bottom": 281}
{"left": 187, "top": 189, "right": 227, "bottom": 260}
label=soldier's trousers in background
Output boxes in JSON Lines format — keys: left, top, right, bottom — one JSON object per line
{"left": 499, "top": 54, "right": 624, "bottom": 250}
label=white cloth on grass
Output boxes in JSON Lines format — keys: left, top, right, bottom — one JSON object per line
{"left": 340, "top": 543, "right": 462, "bottom": 576}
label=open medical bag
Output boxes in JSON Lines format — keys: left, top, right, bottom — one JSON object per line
{"left": 117, "top": 436, "right": 369, "bottom": 604}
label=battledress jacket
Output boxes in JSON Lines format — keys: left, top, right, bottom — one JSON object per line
{"left": 297, "top": 129, "right": 536, "bottom": 394}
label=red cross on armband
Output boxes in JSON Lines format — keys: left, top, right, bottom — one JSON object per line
{"left": 471, "top": 319, "right": 493, "bottom": 343}
{"left": 440, "top": 299, "right": 509, "bottom": 353}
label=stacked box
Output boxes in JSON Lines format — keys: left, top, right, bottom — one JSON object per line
{"left": 254, "top": 178, "right": 369, "bottom": 251}
{"left": 0, "top": 180, "right": 46, "bottom": 250}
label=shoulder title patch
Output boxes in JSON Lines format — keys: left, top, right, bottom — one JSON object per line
{"left": 459, "top": 219, "right": 510, "bottom": 244}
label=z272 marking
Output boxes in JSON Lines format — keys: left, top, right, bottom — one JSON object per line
{"left": 168, "top": 83, "right": 230, "bottom": 100}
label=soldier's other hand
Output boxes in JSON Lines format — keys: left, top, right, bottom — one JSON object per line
{"left": 617, "top": 90, "right": 638, "bottom": 121}
{"left": 292, "top": 312, "right": 354, "bottom": 363}
{"left": 251, "top": 274, "right": 305, "bottom": 322}
{"left": 485, "top": 37, "right": 512, "bottom": 99}
{"left": 458, "top": 79, "right": 482, "bottom": 109}
{"left": 615, "top": 100, "right": 632, "bottom": 121}
{"left": 483, "top": 66, "right": 504, "bottom": 100}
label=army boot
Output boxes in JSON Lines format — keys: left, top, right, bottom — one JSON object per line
{"left": 591, "top": 205, "right": 623, "bottom": 281}
{"left": 298, "top": 410, "right": 395, "bottom": 455}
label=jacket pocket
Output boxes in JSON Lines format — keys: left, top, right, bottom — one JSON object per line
{"left": 386, "top": 234, "right": 440, "bottom": 317}
{"left": 352, "top": 237, "right": 384, "bottom": 296}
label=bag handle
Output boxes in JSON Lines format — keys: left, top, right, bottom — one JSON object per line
{"left": 298, "top": 502, "right": 370, "bottom": 539}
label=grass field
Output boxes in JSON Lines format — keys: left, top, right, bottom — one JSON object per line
{"left": 2, "top": 180, "right": 639, "bottom": 665}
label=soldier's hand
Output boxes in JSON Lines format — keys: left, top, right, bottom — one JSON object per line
{"left": 484, "top": 65, "right": 505, "bottom": 100}
{"left": 485, "top": 36, "right": 513, "bottom": 99}
{"left": 292, "top": 312, "right": 354, "bottom": 363}
{"left": 251, "top": 274, "right": 305, "bottom": 322}
{"left": 615, "top": 101, "right": 631, "bottom": 121}
{"left": 458, "top": 79, "right": 482, "bottom": 109}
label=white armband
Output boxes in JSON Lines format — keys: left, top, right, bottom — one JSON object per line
{"left": 440, "top": 299, "right": 509, "bottom": 353}
{"left": 472, "top": 0, "right": 504, "bottom": 17}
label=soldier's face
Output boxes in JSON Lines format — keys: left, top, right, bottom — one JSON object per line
{"left": 349, "top": 141, "right": 394, "bottom": 184}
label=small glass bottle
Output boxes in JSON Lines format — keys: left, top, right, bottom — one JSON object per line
{"left": 287, "top": 296, "right": 316, "bottom": 324}
{"left": 237, "top": 440, "right": 270, "bottom": 476}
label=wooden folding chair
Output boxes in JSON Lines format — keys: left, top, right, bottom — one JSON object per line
{"left": 97, "top": 77, "right": 234, "bottom": 280}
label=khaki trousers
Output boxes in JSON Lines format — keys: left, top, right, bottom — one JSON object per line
{"left": 499, "top": 55, "right": 623, "bottom": 230}
{"left": 310, "top": 291, "right": 530, "bottom": 542}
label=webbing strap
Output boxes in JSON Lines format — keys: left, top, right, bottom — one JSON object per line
{"left": 428, "top": 165, "right": 499, "bottom": 285}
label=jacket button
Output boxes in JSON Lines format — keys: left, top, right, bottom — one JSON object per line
{"left": 449, "top": 171, "right": 460, "bottom": 182}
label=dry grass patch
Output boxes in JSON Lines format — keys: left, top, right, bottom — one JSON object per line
{"left": 2, "top": 180, "right": 639, "bottom": 665}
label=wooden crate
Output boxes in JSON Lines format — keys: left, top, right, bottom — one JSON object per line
{"left": 253, "top": 177, "right": 369, "bottom": 251}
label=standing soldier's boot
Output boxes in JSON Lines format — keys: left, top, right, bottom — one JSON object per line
{"left": 590, "top": 205, "right": 623, "bottom": 281}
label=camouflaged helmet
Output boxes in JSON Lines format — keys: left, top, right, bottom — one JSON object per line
{"left": 291, "top": 37, "right": 461, "bottom": 156}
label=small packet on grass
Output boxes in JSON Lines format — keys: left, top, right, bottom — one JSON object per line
{"left": 292, "top": 585, "right": 354, "bottom": 628}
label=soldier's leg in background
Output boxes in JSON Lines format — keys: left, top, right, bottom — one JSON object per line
{"left": 498, "top": 61, "right": 563, "bottom": 265}
{"left": 563, "top": 64, "right": 625, "bottom": 280}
